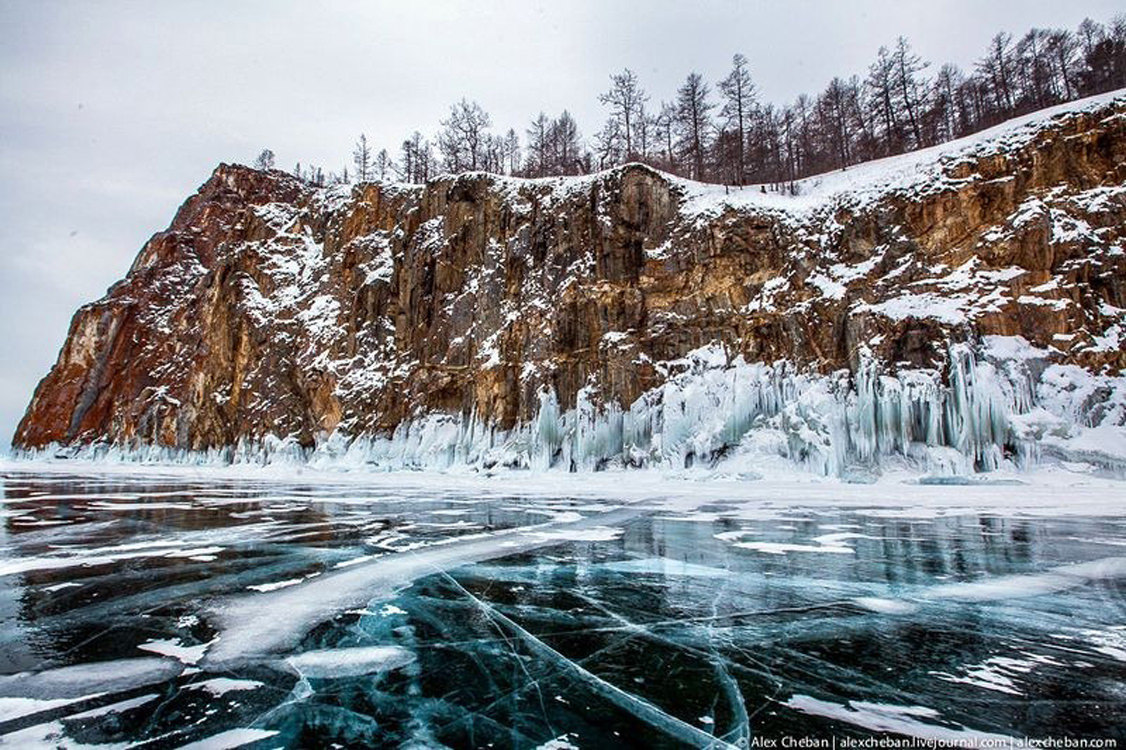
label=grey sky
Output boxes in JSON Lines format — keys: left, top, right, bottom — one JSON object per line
{"left": 1, "top": 0, "right": 1121, "bottom": 449}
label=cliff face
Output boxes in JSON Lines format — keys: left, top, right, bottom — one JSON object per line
{"left": 13, "top": 93, "right": 1126, "bottom": 474}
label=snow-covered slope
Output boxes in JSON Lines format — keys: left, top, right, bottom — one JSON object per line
{"left": 680, "top": 89, "right": 1126, "bottom": 217}
{"left": 13, "top": 91, "right": 1126, "bottom": 480}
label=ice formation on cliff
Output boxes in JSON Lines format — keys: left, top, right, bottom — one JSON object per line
{"left": 32, "top": 336, "right": 1125, "bottom": 480}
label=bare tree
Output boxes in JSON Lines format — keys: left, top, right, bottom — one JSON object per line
{"left": 502, "top": 128, "right": 521, "bottom": 175}
{"left": 525, "top": 112, "right": 550, "bottom": 177}
{"left": 892, "top": 37, "right": 929, "bottom": 148}
{"left": 399, "top": 137, "right": 418, "bottom": 182}
{"left": 1077, "top": 18, "right": 1105, "bottom": 59}
{"left": 655, "top": 102, "right": 677, "bottom": 171}
{"left": 866, "top": 46, "right": 902, "bottom": 152}
{"left": 674, "top": 72, "right": 713, "bottom": 180}
{"left": 930, "top": 63, "right": 965, "bottom": 142}
{"left": 352, "top": 134, "right": 372, "bottom": 182}
{"left": 253, "top": 149, "right": 276, "bottom": 171}
{"left": 819, "top": 77, "right": 855, "bottom": 167}
{"left": 550, "top": 110, "right": 583, "bottom": 174}
{"left": 399, "top": 131, "right": 434, "bottom": 183}
{"left": 635, "top": 103, "right": 654, "bottom": 162}
{"left": 275, "top": 14, "right": 1122, "bottom": 193}
{"left": 592, "top": 118, "right": 623, "bottom": 170}
{"left": 374, "top": 148, "right": 393, "bottom": 181}
{"left": 719, "top": 53, "right": 756, "bottom": 184}
{"left": 438, "top": 99, "right": 492, "bottom": 172}
{"left": 978, "top": 32, "right": 1016, "bottom": 115}
{"left": 598, "top": 68, "right": 649, "bottom": 159}
{"left": 1047, "top": 29, "right": 1078, "bottom": 100}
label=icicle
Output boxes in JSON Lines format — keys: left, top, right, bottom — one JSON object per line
{"left": 20, "top": 340, "right": 1125, "bottom": 478}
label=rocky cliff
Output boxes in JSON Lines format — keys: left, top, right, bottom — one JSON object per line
{"left": 13, "top": 92, "right": 1126, "bottom": 476}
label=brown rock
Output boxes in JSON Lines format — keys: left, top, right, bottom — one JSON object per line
{"left": 14, "top": 100, "right": 1126, "bottom": 455}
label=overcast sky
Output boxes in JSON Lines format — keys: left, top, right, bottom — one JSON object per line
{"left": 1, "top": 0, "right": 1121, "bottom": 449}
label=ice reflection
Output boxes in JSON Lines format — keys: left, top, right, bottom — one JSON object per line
{"left": 0, "top": 470, "right": 1123, "bottom": 747}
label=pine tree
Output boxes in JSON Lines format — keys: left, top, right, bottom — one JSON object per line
{"left": 1079, "top": 15, "right": 1126, "bottom": 94}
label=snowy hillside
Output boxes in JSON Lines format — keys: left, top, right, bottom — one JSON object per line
{"left": 680, "top": 88, "right": 1126, "bottom": 217}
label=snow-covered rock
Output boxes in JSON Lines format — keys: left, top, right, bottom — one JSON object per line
{"left": 14, "top": 91, "right": 1126, "bottom": 478}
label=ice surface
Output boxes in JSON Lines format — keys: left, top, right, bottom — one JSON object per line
{"left": 449, "top": 575, "right": 741, "bottom": 749}
{"left": 0, "top": 694, "right": 105, "bottom": 721}
{"left": 785, "top": 696, "right": 1024, "bottom": 745}
{"left": 246, "top": 577, "right": 304, "bottom": 592}
{"left": 852, "top": 597, "right": 919, "bottom": 615}
{"left": 600, "top": 558, "right": 732, "bottom": 578}
{"left": 527, "top": 525, "right": 623, "bottom": 542}
{"left": 204, "top": 504, "right": 645, "bottom": 664}
{"left": 1, "top": 469, "right": 1124, "bottom": 746}
{"left": 285, "top": 645, "right": 415, "bottom": 678}
{"left": 186, "top": 677, "right": 264, "bottom": 697}
{"left": 177, "top": 728, "right": 280, "bottom": 750}
{"left": 0, "top": 658, "right": 184, "bottom": 699}
{"left": 0, "top": 719, "right": 134, "bottom": 749}
{"left": 731, "top": 539, "right": 856, "bottom": 555}
{"left": 66, "top": 693, "right": 161, "bottom": 720}
{"left": 1078, "top": 626, "right": 1126, "bottom": 662}
{"left": 137, "top": 638, "right": 212, "bottom": 665}
{"left": 929, "top": 655, "right": 1047, "bottom": 696}
{"left": 923, "top": 556, "right": 1126, "bottom": 601}
{"left": 534, "top": 737, "right": 580, "bottom": 750}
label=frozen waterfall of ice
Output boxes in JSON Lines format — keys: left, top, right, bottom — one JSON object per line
{"left": 25, "top": 337, "right": 1126, "bottom": 479}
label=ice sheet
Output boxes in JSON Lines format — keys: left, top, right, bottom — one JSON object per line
{"left": 285, "top": 646, "right": 415, "bottom": 678}
{"left": 1, "top": 468, "right": 1124, "bottom": 745}
{"left": 785, "top": 696, "right": 1024, "bottom": 745}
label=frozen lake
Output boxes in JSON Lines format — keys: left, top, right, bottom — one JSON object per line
{"left": 0, "top": 467, "right": 1124, "bottom": 747}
